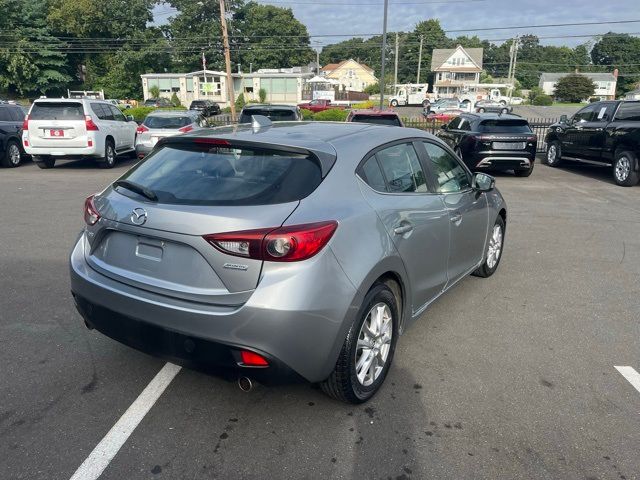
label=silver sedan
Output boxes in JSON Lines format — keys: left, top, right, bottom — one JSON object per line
{"left": 135, "top": 110, "right": 206, "bottom": 158}
{"left": 70, "top": 119, "right": 507, "bottom": 403}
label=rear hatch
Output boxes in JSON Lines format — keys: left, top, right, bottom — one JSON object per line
{"left": 477, "top": 119, "right": 536, "bottom": 153}
{"left": 86, "top": 140, "right": 327, "bottom": 306}
{"left": 239, "top": 108, "right": 297, "bottom": 123}
{"left": 138, "top": 115, "right": 195, "bottom": 146}
{"left": 27, "top": 101, "right": 88, "bottom": 148}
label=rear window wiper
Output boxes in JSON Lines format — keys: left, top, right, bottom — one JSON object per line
{"left": 113, "top": 179, "right": 158, "bottom": 202}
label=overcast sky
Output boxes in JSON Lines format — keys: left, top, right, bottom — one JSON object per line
{"left": 253, "top": 0, "right": 640, "bottom": 48}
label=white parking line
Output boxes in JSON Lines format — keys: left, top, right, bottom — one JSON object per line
{"left": 69, "top": 363, "right": 182, "bottom": 480}
{"left": 615, "top": 366, "right": 640, "bottom": 394}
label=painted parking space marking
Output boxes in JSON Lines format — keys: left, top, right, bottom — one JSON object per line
{"left": 69, "top": 363, "right": 181, "bottom": 480}
{"left": 615, "top": 366, "right": 640, "bottom": 394}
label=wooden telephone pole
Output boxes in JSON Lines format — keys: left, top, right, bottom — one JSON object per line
{"left": 416, "top": 35, "right": 424, "bottom": 84}
{"left": 219, "top": 0, "right": 236, "bottom": 121}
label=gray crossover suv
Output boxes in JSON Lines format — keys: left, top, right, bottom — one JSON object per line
{"left": 70, "top": 119, "right": 507, "bottom": 403}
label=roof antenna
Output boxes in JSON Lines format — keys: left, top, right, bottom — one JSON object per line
{"left": 251, "top": 114, "right": 272, "bottom": 131}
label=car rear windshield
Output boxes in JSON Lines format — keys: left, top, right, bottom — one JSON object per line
{"left": 239, "top": 109, "right": 296, "bottom": 123}
{"left": 350, "top": 115, "right": 402, "bottom": 127}
{"left": 190, "top": 101, "right": 205, "bottom": 107}
{"left": 117, "top": 143, "right": 322, "bottom": 206}
{"left": 30, "top": 102, "right": 84, "bottom": 120}
{"left": 478, "top": 119, "right": 531, "bottom": 133}
{"left": 143, "top": 116, "right": 193, "bottom": 129}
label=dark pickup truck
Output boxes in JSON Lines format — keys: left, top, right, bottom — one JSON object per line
{"left": 545, "top": 100, "right": 640, "bottom": 186}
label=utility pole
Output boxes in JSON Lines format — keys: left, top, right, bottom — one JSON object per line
{"left": 202, "top": 50, "right": 208, "bottom": 100}
{"left": 506, "top": 38, "right": 515, "bottom": 88}
{"left": 510, "top": 36, "right": 520, "bottom": 99}
{"left": 219, "top": 0, "right": 236, "bottom": 121}
{"left": 378, "top": 0, "right": 389, "bottom": 109}
{"left": 316, "top": 49, "right": 320, "bottom": 75}
{"left": 416, "top": 35, "right": 424, "bottom": 84}
{"left": 393, "top": 32, "right": 399, "bottom": 93}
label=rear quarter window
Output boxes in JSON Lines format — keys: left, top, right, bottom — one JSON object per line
{"left": 30, "top": 102, "right": 84, "bottom": 120}
{"left": 351, "top": 115, "right": 402, "bottom": 127}
{"left": 117, "top": 144, "right": 323, "bottom": 206}
{"left": 478, "top": 120, "right": 532, "bottom": 133}
{"left": 614, "top": 102, "right": 640, "bottom": 121}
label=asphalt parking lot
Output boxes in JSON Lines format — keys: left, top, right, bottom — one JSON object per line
{"left": 1, "top": 155, "right": 639, "bottom": 480}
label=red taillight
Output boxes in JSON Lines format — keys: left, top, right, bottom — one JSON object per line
{"left": 22, "top": 114, "right": 29, "bottom": 130}
{"left": 23, "top": 139, "right": 29, "bottom": 147}
{"left": 194, "top": 138, "right": 230, "bottom": 146}
{"left": 136, "top": 124, "right": 149, "bottom": 134}
{"left": 240, "top": 350, "right": 269, "bottom": 367}
{"left": 178, "top": 125, "right": 193, "bottom": 133}
{"left": 85, "top": 115, "right": 99, "bottom": 131}
{"left": 84, "top": 195, "right": 100, "bottom": 226}
{"left": 203, "top": 221, "right": 338, "bottom": 262}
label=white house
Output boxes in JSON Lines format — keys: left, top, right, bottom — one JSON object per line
{"left": 431, "top": 46, "right": 483, "bottom": 98}
{"left": 239, "top": 68, "right": 314, "bottom": 104}
{"left": 624, "top": 88, "right": 640, "bottom": 100}
{"left": 538, "top": 72, "right": 617, "bottom": 100}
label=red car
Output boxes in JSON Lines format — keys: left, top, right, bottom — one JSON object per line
{"left": 424, "top": 109, "right": 464, "bottom": 122}
{"left": 346, "top": 109, "right": 404, "bottom": 127}
{"left": 297, "top": 99, "right": 344, "bottom": 113}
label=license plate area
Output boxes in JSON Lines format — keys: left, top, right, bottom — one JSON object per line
{"left": 493, "top": 141, "right": 526, "bottom": 150}
{"left": 48, "top": 129, "right": 65, "bottom": 138}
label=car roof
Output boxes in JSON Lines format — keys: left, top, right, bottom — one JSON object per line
{"left": 147, "top": 110, "right": 197, "bottom": 117}
{"left": 241, "top": 104, "right": 298, "bottom": 111}
{"left": 32, "top": 98, "right": 105, "bottom": 104}
{"left": 462, "top": 112, "right": 524, "bottom": 121}
{"left": 350, "top": 109, "right": 400, "bottom": 116}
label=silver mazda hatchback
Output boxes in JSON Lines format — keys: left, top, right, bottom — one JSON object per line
{"left": 70, "top": 119, "right": 507, "bottom": 403}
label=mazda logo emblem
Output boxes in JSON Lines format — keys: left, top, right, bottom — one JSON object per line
{"left": 130, "top": 208, "right": 148, "bottom": 225}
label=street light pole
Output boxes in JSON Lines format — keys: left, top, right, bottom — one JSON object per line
{"left": 219, "top": 0, "right": 236, "bottom": 121}
{"left": 378, "top": 0, "right": 389, "bottom": 109}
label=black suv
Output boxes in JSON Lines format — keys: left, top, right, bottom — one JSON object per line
{"left": 189, "top": 99, "right": 221, "bottom": 117}
{"left": 545, "top": 100, "right": 640, "bottom": 186}
{"left": 238, "top": 104, "right": 302, "bottom": 123}
{"left": 437, "top": 113, "right": 537, "bottom": 177}
{"left": 0, "top": 103, "right": 26, "bottom": 167}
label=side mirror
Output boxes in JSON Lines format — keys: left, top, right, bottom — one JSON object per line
{"left": 126, "top": 115, "right": 134, "bottom": 122}
{"left": 473, "top": 172, "right": 495, "bottom": 192}
{"left": 559, "top": 114, "right": 568, "bottom": 124}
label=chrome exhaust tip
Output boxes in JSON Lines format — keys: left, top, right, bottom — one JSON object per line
{"left": 238, "top": 376, "right": 253, "bottom": 392}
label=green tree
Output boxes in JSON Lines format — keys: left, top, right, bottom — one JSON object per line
{"left": 235, "top": 92, "right": 246, "bottom": 110}
{"left": 258, "top": 88, "right": 267, "bottom": 103}
{"left": 233, "top": 2, "right": 314, "bottom": 70}
{"left": 0, "top": 0, "right": 71, "bottom": 96}
{"left": 592, "top": 33, "right": 640, "bottom": 94}
{"left": 553, "top": 74, "right": 595, "bottom": 102}
{"left": 149, "top": 85, "right": 160, "bottom": 98}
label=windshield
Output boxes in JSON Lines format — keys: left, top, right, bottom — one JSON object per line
{"left": 30, "top": 102, "right": 84, "bottom": 120}
{"left": 239, "top": 109, "right": 297, "bottom": 123}
{"left": 143, "top": 116, "right": 193, "bottom": 129}
{"left": 478, "top": 120, "right": 532, "bottom": 133}
{"left": 117, "top": 143, "right": 322, "bottom": 206}
{"left": 350, "top": 115, "right": 402, "bottom": 127}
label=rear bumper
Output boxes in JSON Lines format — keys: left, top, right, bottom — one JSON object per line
{"left": 69, "top": 233, "right": 359, "bottom": 384}
{"left": 135, "top": 143, "right": 153, "bottom": 157}
{"left": 467, "top": 151, "right": 536, "bottom": 170}
{"left": 24, "top": 145, "right": 101, "bottom": 157}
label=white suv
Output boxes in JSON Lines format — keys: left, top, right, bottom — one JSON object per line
{"left": 22, "top": 98, "right": 137, "bottom": 169}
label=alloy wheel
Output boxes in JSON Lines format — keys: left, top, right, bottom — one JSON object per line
{"left": 615, "top": 156, "right": 631, "bottom": 182}
{"left": 486, "top": 224, "right": 503, "bottom": 269}
{"left": 8, "top": 144, "right": 21, "bottom": 166}
{"left": 355, "top": 302, "right": 393, "bottom": 387}
{"left": 547, "top": 145, "right": 557, "bottom": 164}
{"left": 106, "top": 145, "right": 115, "bottom": 166}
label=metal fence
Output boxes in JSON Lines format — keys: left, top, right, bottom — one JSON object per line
{"left": 206, "top": 115, "right": 558, "bottom": 154}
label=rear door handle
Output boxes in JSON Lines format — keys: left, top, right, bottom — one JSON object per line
{"left": 393, "top": 224, "right": 414, "bottom": 235}
{"left": 450, "top": 213, "right": 462, "bottom": 224}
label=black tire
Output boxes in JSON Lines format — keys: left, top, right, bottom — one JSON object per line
{"left": 321, "top": 283, "right": 399, "bottom": 404}
{"left": 98, "top": 140, "right": 116, "bottom": 169}
{"left": 473, "top": 215, "right": 505, "bottom": 278}
{"left": 500, "top": 108, "right": 509, "bottom": 114}
{"left": 514, "top": 163, "right": 534, "bottom": 177}
{"left": 1, "top": 140, "right": 22, "bottom": 167}
{"left": 478, "top": 107, "right": 485, "bottom": 113}
{"left": 33, "top": 155, "right": 55, "bottom": 169}
{"left": 545, "top": 140, "right": 562, "bottom": 167}
{"left": 390, "top": 100, "right": 398, "bottom": 107}
{"left": 422, "top": 100, "right": 430, "bottom": 108}
{"left": 612, "top": 150, "right": 640, "bottom": 187}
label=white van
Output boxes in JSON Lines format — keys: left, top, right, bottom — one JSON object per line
{"left": 22, "top": 99, "right": 137, "bottom": 169}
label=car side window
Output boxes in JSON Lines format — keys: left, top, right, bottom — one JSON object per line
{"left": 110, "top": 105, "right": 126, "bottom": 122}
{"left": 573, "top": 104, "right": 598, "bottom": 123}
{"left": 359, "top": 156, "right": 387, "bottom": 192}
{"left": 594, "top": 103, "right": 616, "bottom": 121}
{"left": 447, "top": 117, "right": 462, "bottom": 130}
{"left": 614, "top": 102, "right": 640, "bottom": 121}
{"left": 10, "top": 107, "right": 25, "bottom": 121}
{"left": 0, "top": 108, "right": 11, "bottom": 122}
{"left": 91, "top": 103, "right": 111, "bottom": 121}
{"left": 423, "top": 142, "right": 471, "bottom": 193}
{"left": 376, "top": 143, "right": 428, "bottom": 193}
{"left": 458, "top": 119, "right": 471, "bottom": 131}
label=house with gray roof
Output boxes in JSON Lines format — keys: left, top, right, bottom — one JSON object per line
{"left": 431, "top": 46, "right": 483, "bottom": 98}
{"left": 539, "top": 72, "right": 617, "bottom": 100}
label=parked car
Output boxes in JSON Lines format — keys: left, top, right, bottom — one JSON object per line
{"left": 510, "top": 97, "right": 524, "bottom": 105}
{"left": 475, "top": 100, "right": 512, "bottom": 114}
{"left": 70, "top": 119, "right": 507, "bottom": 403}
{"left": 238, "top": 104, "right": 302, "bottom": 123}
{"left": 297, "top": 99, "right": 344, "bottom": 113}
{"left": 346, "top": 109, "right": 404, "bottom": 127}
{"left": 135, "top": 110, "right": 206, "bottom": 158}
{"left": 427, "top": 98, "right": 464, "bottom": 114}
{"left": 0, "top": 103, "right": 26, "bottom": 167}
{"left": 423, "top": 109, "right": 464, "bottom": 123}
{"left": 189, "top": 99, "right": 221, "bottom": 117}
{"left": 143, "top": 98, "right": 173, "bottom": 108}
{"left": 545, "top": 100, "right": 640, "bottom": 186}
{"left": 22, "top": 98, "right": 137, "bottom": 169}
{"left": 437, "top": 113, "right": 537, "bottom": 177}
{"left": 106, "top": 99, "right": 132, "bottom": 109}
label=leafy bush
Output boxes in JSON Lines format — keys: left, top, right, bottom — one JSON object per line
{"left": 313, "top": 108, "right": 349, "bottom": 122}
{"left": 553, "top": 74, "right": 595, "bottom": 103}
{"left": 221, "top": 106, "right": 232, "bottom": 114}
{"left": 528, "top": 87, "right": 544, "bottom": 101}
{"left": 121, "top": 106, "right": 156, "bottom": 122}
{"left": 235, "top": 93, "right": 246, "bottom": 111}
{"left": 149, "top": 85, "right": 160, "bottom": 99}
{"left": 258, "top": 88, "right": 267, "bottom": 103}
{"left": 364, "top": 83, "right": 380, "bottom": 95}
{"left": 170, "top": 92, "right": 182, "bottom": 107}
{"left": 351, "top": 100, "right": 376, "bottom": 109}
{"left": 300, "top": 108, "right": 314, "bottom": 120}
{"left": 532, "top": 94, "right": 553, "bottom": 106}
